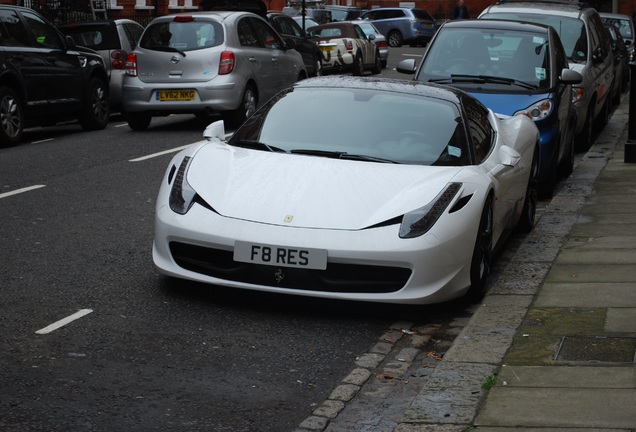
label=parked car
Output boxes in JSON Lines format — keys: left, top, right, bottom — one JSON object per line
{"left": 359, "top": 7, "right": 436, "bottom": 47}
{"left": 397, "top": 19, "right": 581, "bottom": 197}
{"left": 59, "top": 19, "right": 144, "bottom": 110}
{"left": 0, "top": 5, "right": 110, "bottom": 147}
{"left": 122, "top": 11, "right": 307, "bottom": 130}
{"left": 323, "top": 5, "right": 364, "bottom": 22}
{"left": 307, "top": 21, "right": 382, "bottom": 75}
{"left": 267, "top": 11, "right": 322, "bottom": 76}
{"left": 600, "top": 12, "right": 635, "bottom": 61}
{"left": 605, "top": 21, "right": 630, "bottom": 101}
{"left": 292, "top": 15, "right": 320, "bottom": 31}
{"left": 283, "top": 6, "right": 332, "bottom": 24}
{"left": 480, "top": 1, "right": 616, "bottom": 151}
{"left": 152, "top": 76, "right": 540, "bottom": 304}
{"left": 354, "top": 20, "right": 389, "bottom": 68}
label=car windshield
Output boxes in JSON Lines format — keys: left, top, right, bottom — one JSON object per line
{"left": 481, "top": 13, "right": 586, "bottom": 61}
{"left": 230, "top": 87, "right": 469, "bottom": 166}
{"left": 140, "top": 20, "right": 224, "bottom": 51}
{"left": 418, "top": 28, "right": 551, "bottom": 90}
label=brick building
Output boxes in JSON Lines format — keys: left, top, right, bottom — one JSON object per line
{"left": 0, "top": 0, "right": 633, "bottom": 24}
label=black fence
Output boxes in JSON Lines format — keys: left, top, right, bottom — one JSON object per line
{"left": 13, "top": 0, "right": 157, "bottom": 25}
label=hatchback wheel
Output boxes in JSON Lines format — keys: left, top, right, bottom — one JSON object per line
{"left": 225, "top": 85, "right": 257, "bottom": 128}
{"left": 313, "top": 57, "right": 323, "bottom": 77}
{"left": 126, "top": 112, "right": 152, "bottom": 131}
{"left": 518, "top": 148, "right": 538, "bottom": 233}
{"left": 388, "top": 30, "right": 403, "bottom": 47}
{"left": 371, "top": 50, "right": 382, "bottom": 74}
{"left": 0, "top": 86, "right": 23, "bottom": 147}
{"left": 576, "top": 103, "right": 594, "bottom": 152}
{"left": 79, "top": 77, "right": 109, "bottom": 131}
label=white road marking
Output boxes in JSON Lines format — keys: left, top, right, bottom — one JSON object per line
{"left": 35, "top": 309, "right": 93, "bottom": 335}
{"left": 0, "top": 185, "right": 46, "bottom": 199}
{"left": 32, "top": 138, "right": 54, "bottom": 144}
{"left": 129, "top": 145, "right": 192, "bottom": 162}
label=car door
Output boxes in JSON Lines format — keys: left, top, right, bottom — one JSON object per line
{"left": 20, "top": 9, "right": 84, "bottom": 114}
{"left": 246, "top": 16, "right": 298, "bottom": 101}
{"left": 588, "top": 13, "right": 614, "bottom": 113}
{"left": 269, "top": 14, "right": 313, "bottom": 69}
{"left": 353, "top": 24, "right": 374, "bottom": 65}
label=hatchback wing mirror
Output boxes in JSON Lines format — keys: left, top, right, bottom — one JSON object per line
{"left": 203, "top": 120, "right": 226, "bottom": 142}
{"left": 560, "top": 68, "right": 582, "bottom": 85}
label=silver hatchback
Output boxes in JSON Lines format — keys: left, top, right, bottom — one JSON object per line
{"left": 122, "top": 11, "right": 307, "bottom": 130}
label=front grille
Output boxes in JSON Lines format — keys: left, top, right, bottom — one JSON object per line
{"left": 169, "top": 242, "right": 411, "bottom": 294}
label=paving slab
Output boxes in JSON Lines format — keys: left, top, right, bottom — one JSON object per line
{"left": 496, "top": 365, "right": 636, "bottom": 388}
{"left": 535, "top": 282, "right": 636, "bottom": 308}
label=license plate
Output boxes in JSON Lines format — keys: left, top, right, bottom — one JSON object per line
{"left": 157, "top": 90, "right": 196, "bottom": 101}
{"left": 234, "top": 241, "right": 327, "bottom": 270}
{"left": 320, "top": 45, "right": 335, "bottom": 52}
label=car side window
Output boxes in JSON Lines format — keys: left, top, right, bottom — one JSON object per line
{"left": 124, "top": 23, "right": 143, "bottom": 50}
{"left": 21, "top": 10, "right": 63, "bottom": 49}
{"left": 554, "top": 32, "right": 568, "bottom": 72}
{"left": 462, "top": 95, "right": 494, "bottom": 164}
{"left": 277, "top": 16, "right": 303, "bottom": 38}
{"left": 353, "top": 24, "right": 366, "bottom": 40}
{"left": 0, "top": 9, "right": 31, "bottom": 47}
{"left": 250, "top": 18, "right": 282, "bottom": 49}
{"left": 238, "top": 17, "right": 260, "bottom": 47}
{"left": 591, "top": 14, "right": 611, "bottom": 58}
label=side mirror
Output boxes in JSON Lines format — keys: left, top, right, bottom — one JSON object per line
{"left": 367, "top": 33, "right": 376, "bottom": 41}
{"left": 65, "top": 35, "right": 77, "bottom": 49}
{"left": 560, "top": 68, "right": 582, "bottom": 85}
{"left": 284, "top": 37, "right": 297, "bottom": 49}
{"left": 203, "top": 120, "right": 226, "bottom": 142}
{"left": 396, "top": 58, "right": 417, "bottom": 75}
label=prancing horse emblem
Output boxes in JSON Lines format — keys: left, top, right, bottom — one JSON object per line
{"left": 274, "top": 268, "right": 285, "bottom": 284}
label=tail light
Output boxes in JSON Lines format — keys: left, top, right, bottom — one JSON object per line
{"left": 111, "top": 50, "right": 125, "bottom": 70}
{"left": 343, "top": 39, "right": 353, "bottom": 50}
{"left": 125, "top": 52, "right": 137, "bottom": 76}
{"left": 219, "top": 50, "right": 235, "bottom": 75}
{"left": 376, "top": 40, "right": 388, "bottom": 49}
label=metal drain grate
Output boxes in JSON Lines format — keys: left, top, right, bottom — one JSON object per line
{"left": 556, "top": 336, "right": 636, "bottom": 363}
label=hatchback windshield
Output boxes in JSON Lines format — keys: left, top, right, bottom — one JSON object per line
{"left": 418, "top": 28, "right": 551, "bottom": 89}
{"left": 140, "top": 20, "right": 224, "bottom": 51}
{"left": 480, "top": 13, "right": 586, "bottom": 61}
{"left": 230, "top": 87, "right": 469, "bottom": 166}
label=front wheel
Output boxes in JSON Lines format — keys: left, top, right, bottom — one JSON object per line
{"left": 371, "top": 50, "right": 382, "bottom": 75}
{"left": 465, "top": 197, "right": 493, "bottom": 303}
{"left": 78, "top": 77, "right": 109, "bottom": 131}
{"left": 517, "top": 148, "right": 539, "bottom": 233}
{"left": 351, "top": 53, "right": 364, "bottom": 76}
{"left": 0, "top": 86, "right": 23, "bottom": 147}
{"left": 313, "top": 56, "right": 322, "bottom": 77}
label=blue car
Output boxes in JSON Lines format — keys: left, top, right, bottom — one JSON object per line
{"left": 397, "top": 19, "right": 582, "bottom": 198}
{"left": 359, "top": 7, "right": 436, "bottom": 47}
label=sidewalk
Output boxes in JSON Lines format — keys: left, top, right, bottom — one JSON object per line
{"left": 396, "top": 97, "right": 636, "bottom": 430}
{"left": 297, "top": 97, "right": 636, "bottom": 432}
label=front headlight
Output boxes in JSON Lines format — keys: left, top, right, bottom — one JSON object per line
{"left": 514, "top": 98, "right": 553, "bottom": 121}
{"left": 399, "top": 183, "right": 462, "bottom": 239}
{"left": 169, "top": 156, "right": 197, "bottom": 215}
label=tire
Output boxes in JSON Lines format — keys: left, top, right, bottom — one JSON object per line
{"left": 126, "top": 112, "right": 152, "bottom": 131}
{"left": 558, "top": 130, "right": 575, "bottom": 178}
{"left": 313, "top": 56, "right": 322, "bottom": 77}
{"left": 539, "top": 143, "right": 558, "bottom": 199}
{"left": 576, "top": 103, "right": 594, "bottom": 152}
{"left": 224, "top": 84, "right": 257, "bottom": 129}
{"left": 351, "top": 53, "right": 364, "bottom": 76}
{"left": 517, "top": 148, "right": 539, "bottom": 233}
{"left": 78, "top": 77, "right": 109, "bottom": 131}
{"left": 371, "top": 50, "right": 382, "bottom": 75}
{"left": 0, "top": 86, "right": 23, "bottom": 147}
{"left": 465, "top": 196, "right": 493, "bottom": 303}
{"left": 388, "top": 30, "right": 403, "bottom": 47}
{"left": 594, "top": 96, "right": 610, "bottom": 133}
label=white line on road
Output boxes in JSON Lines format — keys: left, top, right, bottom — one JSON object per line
{"left": 129, "top": 145, "right": 192, "bottom": 162}
{"left": 35, "top": 309, "right": 93, "bottom": 335}
{"left": 0, "top": 185, "right": 46, "bottom": 199}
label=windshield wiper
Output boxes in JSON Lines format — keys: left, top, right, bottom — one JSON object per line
{"left": 232, "top": 140, "right": 288, "bottom": 153}
{"left": 430, "top": 75, "right": 538, "bottom": 89}
{"left": 291, "top": 149, "right": 398, "bottom": 163}
{"left": 148, "top": 45, "right": 186, "bottom": 56}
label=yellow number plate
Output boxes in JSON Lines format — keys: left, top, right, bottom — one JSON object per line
{"left": 158, "top": 90, "right": 196, "bottom": 101}
{"left": 320, "top": 45, "right": 335, "bottom": 52}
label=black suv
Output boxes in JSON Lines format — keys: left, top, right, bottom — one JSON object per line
{"left": 0, "top": 5, "right": 110, "bottom": 147}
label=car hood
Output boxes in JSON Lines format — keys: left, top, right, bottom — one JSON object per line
{"left": 186, "top": 143, "right": 461, "bottom": 230}
{"left": 466, "top": 91, "right": 552, "bottom": 116}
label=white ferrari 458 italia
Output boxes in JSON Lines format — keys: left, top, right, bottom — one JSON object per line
{"left": 153, "top": 76, "right": 540, "bottom": 305}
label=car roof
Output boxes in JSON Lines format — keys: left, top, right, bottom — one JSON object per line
{"left": 482, "top": 1, "right": 593, "bottom": 19}
{"left": 294, "top": 76, "right": 466, "bottom": 104}
{"left": 442, "top": 18, "right": 551, "bottom": 33}
{"left": 599, "top": 12, "right": 634, "bottom": 21}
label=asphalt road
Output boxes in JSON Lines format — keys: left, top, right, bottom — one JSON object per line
{"left": 0, "top": 54, "right": 472, "bottom": 431}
